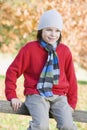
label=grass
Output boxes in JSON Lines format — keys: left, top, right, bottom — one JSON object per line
{"left": 0, "top": 114, "right": 29, "bottom": 130}
{"left": 0, "top": 114, "right": 58, "bottom": 130}
{"left": 0, "top": 75, "right": 87, "bottom": 130}
{"left": 78, "top": 80, "right": 87, "bottom": 85}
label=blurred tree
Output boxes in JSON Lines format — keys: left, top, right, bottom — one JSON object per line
{"left": 0, "top": 0, "right": 87, "bottom": 69}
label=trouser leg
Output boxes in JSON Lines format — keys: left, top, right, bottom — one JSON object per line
{"left": 25, "top": 94, "right": 50, "bottom": 130}
{"left": 50, "top": 95, "right": 77, "bottom": 130}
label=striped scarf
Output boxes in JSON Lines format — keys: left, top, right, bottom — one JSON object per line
{"left": 37, "top": 40, "right": 60, "bottom": 97}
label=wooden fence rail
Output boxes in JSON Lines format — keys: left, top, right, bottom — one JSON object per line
{"left": 0, "top": 100, "right": 87, "bottom": 123}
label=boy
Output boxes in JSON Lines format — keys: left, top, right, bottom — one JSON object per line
{"left": 5, "top": 9, "right": 78, "bottom": 130}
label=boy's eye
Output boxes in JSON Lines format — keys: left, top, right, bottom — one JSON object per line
{"left": 55, "top": 29, "right": 60, "bottom": 32}
{"left": 46, "top": 29, "right": 60, "bottom": 32}
{"left": 46, "top": 29, "right": 52, "bottom": 31}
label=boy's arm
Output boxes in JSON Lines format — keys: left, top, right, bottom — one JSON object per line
{"left": 5, "top": 46, "right": 30, "bottom": 101}
{"left": 65, "top": 50, "right": 78, "bottom": 109}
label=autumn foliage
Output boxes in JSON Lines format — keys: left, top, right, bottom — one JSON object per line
{"left": 0, "top": 0, "right": 87, "bottom": 70}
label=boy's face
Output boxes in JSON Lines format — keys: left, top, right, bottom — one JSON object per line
{"left": 42, "top": 27, "right": 60, "bottom": 44}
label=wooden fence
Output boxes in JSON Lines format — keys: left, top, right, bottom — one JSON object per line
{"left": 0, "top": 100, "right": 87, "bottom": 123}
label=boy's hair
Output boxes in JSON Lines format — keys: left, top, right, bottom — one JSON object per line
{"left": 37, "top": 30, "right": 62, "bottom": 44}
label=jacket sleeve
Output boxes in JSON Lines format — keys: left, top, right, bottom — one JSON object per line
{"left": 5, "top": 46, "right": 30, "bottom": 101}
{"left": 65, "top": 48, "right": 78, "bottom": 109}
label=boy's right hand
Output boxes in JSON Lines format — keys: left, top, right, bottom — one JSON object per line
{"left": 11, "top": 98, "right": 22, "bottom": 111}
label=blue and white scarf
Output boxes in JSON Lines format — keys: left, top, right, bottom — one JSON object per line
{"left": 37, "top": 40, "right": 60, "bottom": 97}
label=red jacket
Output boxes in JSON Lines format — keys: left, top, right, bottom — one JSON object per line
{"left": 5, "top": 41, "right": 78, "bottom": 109}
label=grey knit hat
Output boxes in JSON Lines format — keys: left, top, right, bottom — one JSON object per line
{"left": 38, "top": 9, "right": 63, "bottom": 31}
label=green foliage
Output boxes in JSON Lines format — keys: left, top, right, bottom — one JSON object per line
{"left": 0, "top": 75, "right": 5, "bottom": 80}
{"left": 78, "top": 80, "right": 87, "bottom": 85}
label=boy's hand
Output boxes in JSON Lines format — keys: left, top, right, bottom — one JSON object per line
{"left": 11, "top": 98, "right": 22, "bottom": 111}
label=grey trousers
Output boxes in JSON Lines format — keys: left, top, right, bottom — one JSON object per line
{"left": 25, "top": 94, "right": 77, "bottom": 130}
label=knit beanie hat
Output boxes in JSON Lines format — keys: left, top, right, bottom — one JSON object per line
{"left": 38, "top": 9, "right": 63, "bottom": 31}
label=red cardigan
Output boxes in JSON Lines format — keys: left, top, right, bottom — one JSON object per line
{"left": 5, "top": 41, "right": 78, "bottom": 109}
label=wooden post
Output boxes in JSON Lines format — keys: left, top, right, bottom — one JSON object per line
{"left": 0, "top": 100, "right": 87, "bottom": 123}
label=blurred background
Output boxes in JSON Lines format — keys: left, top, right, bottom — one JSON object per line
{"left": 0, "top": 0, "right": 87, "bottom": 130}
